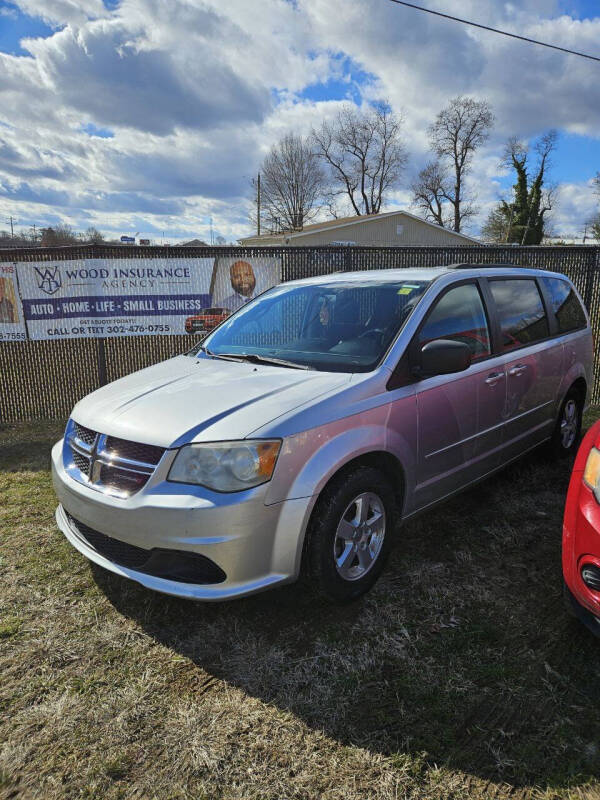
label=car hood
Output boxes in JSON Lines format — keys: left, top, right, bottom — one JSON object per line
{"left": 71, "top": 354, "right": 350, "bottom": 447}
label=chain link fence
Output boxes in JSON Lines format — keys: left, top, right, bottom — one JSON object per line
{"left": 1, "top": 243, "right": 599, "bottom": 422}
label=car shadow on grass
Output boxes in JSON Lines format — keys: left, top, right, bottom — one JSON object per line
{"left": 92, "top": 447, "right": 600, "bottom": 795}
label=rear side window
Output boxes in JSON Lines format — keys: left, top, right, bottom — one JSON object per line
{"left": 489, "top": 279, "right": 549, "bottom": 350}
{"left": 419, "top": 283, "right": 491, "bottom": 361}
{"left": 539, "top": 276, "right": 587, "bottom": 333}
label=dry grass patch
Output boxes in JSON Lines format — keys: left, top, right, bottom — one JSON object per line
{"left": 2, "top": 414, "right": 600, "bottom": 799}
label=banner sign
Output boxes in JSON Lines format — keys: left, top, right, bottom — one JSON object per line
{"left": 1, "top": 256, "right": 281, "bottom": 341}
{"left": 0, "top": 263, "right": 27, "bottom": 342}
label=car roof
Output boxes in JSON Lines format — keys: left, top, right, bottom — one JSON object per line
{"left": 283, "top": 264, "right": 570, "bottom": 286}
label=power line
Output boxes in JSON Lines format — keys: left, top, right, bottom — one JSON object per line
{"left": 387, "top": 0, "right": 600, "bottom": 63}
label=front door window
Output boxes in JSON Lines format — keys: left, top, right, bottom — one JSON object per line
{"left": 419, "top": 283, "right": 491, "bottom": 361}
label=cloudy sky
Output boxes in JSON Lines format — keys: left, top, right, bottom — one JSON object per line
{"left": 0, "top": 0, "right": 598, "bottom": 243}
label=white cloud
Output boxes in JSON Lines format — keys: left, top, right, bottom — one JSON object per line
{"left": 552, "top": 181, "right": 599, "bottom": 237}
{"left": 0, "top": 0, "right": 598, "bottom": 241}
{"left": 10, "top": 0, "right": 108, "bottom": 27}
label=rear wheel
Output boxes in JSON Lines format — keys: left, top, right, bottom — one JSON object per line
{"left": 548, "top": 388, "right": 583, "bottom": 459}
{"left": 305, "top": 466, "right": 397, "bottom": 602}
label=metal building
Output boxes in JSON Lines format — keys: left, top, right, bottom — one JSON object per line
{"left": 239, "top": 209, "right": 479, "bottom": 247}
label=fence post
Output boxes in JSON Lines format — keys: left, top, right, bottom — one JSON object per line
{"left": 583, "top": 247, "right": 597, "bottom": 312}
{"left": 97, "top": 338, "right": 107, "bottom": 387}
{"left": 345, "top": 247, "right": 352, "bottom": 272}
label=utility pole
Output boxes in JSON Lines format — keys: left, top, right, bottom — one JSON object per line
{"left": 257, "top": 173, "right": 261, "bottom": 237}
{"left": 5, "top": 216, "right": 16, "bottom": 238}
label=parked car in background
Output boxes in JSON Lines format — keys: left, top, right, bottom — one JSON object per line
{"left": 563, "top": 419, "right": 600, "bottom": 636}
{"left": 52, "top": 265, "right": 592, "bottom": 602}
{"left": 185, "top": 307, "right": 230, "bottom": 334}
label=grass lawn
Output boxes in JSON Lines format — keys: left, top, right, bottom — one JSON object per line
{"left": 2, "top": 414, "right": 600, "bottom": 800}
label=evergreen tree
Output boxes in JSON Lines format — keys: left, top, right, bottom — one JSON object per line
{"left": 488, "top": 131, "right": 557, "bottom": 245}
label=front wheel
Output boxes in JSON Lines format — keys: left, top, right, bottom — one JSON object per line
{"left": 548, "top": 388, "right": 583, "bottom": 459}
{"left": 305, "top": 466, "right": 397, "bottom": 602}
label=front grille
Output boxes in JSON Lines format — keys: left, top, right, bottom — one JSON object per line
{"left": 72, "top": 451, "right": 91, "bottom": 476}
{"left": 67, "top": 420, "right": 166, "bottom": 498}
{"left": 99, "top": 463, "right": 150, "bottom": 493}
{"left": 73, "top": 422, "right": 97, "bottom": 446}
{"left": 66, "top": 513, "right": 226, "bottom": 584}
{"left": 104, "top": 436, "right": 165, "bottom": 465}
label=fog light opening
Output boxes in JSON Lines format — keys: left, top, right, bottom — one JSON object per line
{"left": 581, "top": 564, "right": 600, "bottom": 592}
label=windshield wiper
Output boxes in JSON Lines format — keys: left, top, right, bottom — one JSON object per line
{"left": 210, "top": 352, "right": 310, "bottom": 370}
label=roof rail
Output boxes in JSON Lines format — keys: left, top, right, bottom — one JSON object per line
{"left": 445, "top": 262, "right": 523, "bottom": 269}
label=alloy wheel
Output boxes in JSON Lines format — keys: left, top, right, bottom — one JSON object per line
{"left": 333, "top": 492, "right": 386, "bottom": 581}
{"left": 560, "top": 398, "right": 578, "bottom": 449}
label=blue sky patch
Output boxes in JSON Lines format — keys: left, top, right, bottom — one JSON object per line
{"left": 299, "top": 54, "right": 374, "bottom": 105}
{"left": 559, "top": 0, "right": 599, "bottom": 21}
{"left": 80, "top": 122, "right": 115, "bottom": 139}
{"left": 0, "top": 2, "right": 56, "bottom": 55}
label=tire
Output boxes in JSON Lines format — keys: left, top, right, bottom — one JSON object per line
{"left": 304, "top": 465, "right": 398, "bottom": 602}
{"left": 548, "top": 387, "right": 583, "bottom": 459}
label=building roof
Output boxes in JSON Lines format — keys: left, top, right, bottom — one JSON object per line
{"left": 179, "top": 238, "right": 208, "bottom": 247}
{"left": 240, "top": 209, "right": 479, "bottom": 244}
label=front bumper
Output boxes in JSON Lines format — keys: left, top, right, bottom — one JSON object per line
{"left": 562, "top": 433, "right": 600, "bottom": 625}
{"left": 52, "top": 440, "right": 313, "bottom": 600}
{"left": 564, "top": 582, "right": 600, "bottom": 638}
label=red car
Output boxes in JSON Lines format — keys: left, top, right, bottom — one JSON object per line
{"left": 563, "top": 418, "right": 600, "bottom": 636}
{"left": 184, "top": 307, "right": 230, "bottom": 334}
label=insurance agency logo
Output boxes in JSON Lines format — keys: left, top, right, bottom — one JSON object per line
{"left": 35, "top": 265, "right": 62, "bottom": 295}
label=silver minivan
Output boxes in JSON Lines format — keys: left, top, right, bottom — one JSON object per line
{"left": 52, "top": 265, "right": 593, "bottom": 601}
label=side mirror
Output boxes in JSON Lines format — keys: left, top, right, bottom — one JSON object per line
{"left": 415, "top": 339, "right": 471, "bottom": 378}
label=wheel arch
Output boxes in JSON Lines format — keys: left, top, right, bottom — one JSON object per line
{"left": 316, "top": 450, "right": 406, "bottom": 509}
{"left": 569, "top": 375, "right": 587, "bottom": 405}
{"left": 298, "top": 449, "right": 406, "bottom": 576}
{"left": 556, "top": 365, "right": 588, "bottom": 419}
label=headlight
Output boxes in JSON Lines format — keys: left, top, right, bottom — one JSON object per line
{"left": 584, "top": 446, "right": 600, "bottom": 500}
{"left": 168, "top": 440, "right": 281, "bottom": 492}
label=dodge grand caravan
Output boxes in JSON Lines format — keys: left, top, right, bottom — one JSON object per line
{"left": 52, "top": 265, "right": 593, "bottom": 601}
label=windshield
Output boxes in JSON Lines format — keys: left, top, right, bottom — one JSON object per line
{"left": 193, "top": 278, "right": 431, "bottom": 372}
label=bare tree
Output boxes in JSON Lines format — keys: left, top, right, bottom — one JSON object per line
{"left": 41, "top": 224, "right": 78, "bottom": 246}
{"left": 413, "top": 96, "right": 494, "bottom": 232}
{"left": 411, "top": 160, "right": 451, "bottom": 227}
{"left": 313, "top": 105, "right": 407, "bottom": 216}
{"left": 481, "top": 204, "right": 511, "bottom": 243}
{"left": 82, "top": 226, "right": 104, "bottom": 244}
{"left": 255, "top": 133, "right": 325, "bottom": 233}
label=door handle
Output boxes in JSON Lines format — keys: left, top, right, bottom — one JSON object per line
{"left": 485, "top": 371, "right": 504, "bottom": 386}
{"left": 508, "top": 364, "right": 528, "bottom": 377}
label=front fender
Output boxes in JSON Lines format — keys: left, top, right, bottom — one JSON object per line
{"left": 265, "top": 403, "right": 417, "bottom": 516}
